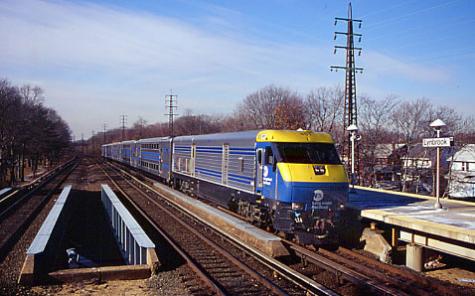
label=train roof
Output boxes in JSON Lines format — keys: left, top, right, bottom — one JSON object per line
{"left": 102, "top": 130, "right": 335, "bottom": 147}
{"left": 173, "top": 129, "right": 334, "bottom": 145}
{"left": 174, "top": 130, "right": 260, "bottom": 142}
{"left": 137, "top": 136, "right": 171, "bottom": 143}
{"left": 256, "top": 130, "right": 334, "bottom": 143}
{"left": 121, "top": 140, "right": 136, "bottom": 144}
{"left": 101, "top": 142, "right": 121, "bottom": 147}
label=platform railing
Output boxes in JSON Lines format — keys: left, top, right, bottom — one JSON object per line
{"left": 100, "top": 184, "right": 155, "bottom": 265}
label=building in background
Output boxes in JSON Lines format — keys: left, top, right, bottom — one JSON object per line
{"left": 400, "top": 144, "right": 455, "bottom": 195}
{"left": 447, "top": 144, "right": 475, "bottom": 199}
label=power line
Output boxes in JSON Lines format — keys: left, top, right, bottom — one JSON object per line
{"left": 165, "top": 90, "right": 178, "bottom": 137}
{"left": 365, "top": 0, "right": 462, "bottom": 31}
{"left": 360, "top": 0, "right": 416, "bottom": 19}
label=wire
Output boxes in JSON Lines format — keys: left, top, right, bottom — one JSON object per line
{"left": 365, "top": 0, "right": 463, "bottom": 31}
{"left": 360, "top": 0, "right": 417, "bottom": 19}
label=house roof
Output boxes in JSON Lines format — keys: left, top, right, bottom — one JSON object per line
{"left": 448, "top": 144, "right": 475, "bottom": 162}
{"left": 402, "top": 143, "right": 455, "bottom": 167}
{"left": 374, "top": 144, "right": 406, "bottom": 158}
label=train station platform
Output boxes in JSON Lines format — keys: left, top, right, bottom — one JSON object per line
{"left": 150, "top": 181, "right": 288, "bottom": 258}
{"left": 348, "top": 186, "right": 475, "bottom": 270}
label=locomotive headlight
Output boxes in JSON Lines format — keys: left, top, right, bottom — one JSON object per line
{"left": 291, "top": 202, "right": 305, "bottom": 211}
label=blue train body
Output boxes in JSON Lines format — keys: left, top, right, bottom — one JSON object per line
{"left": 102, "top": 129, "right": 349, "bottom": 245}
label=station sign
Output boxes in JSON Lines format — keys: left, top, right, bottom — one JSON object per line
{"left": 422, "top": 137, "right": 453, "bottom": 148}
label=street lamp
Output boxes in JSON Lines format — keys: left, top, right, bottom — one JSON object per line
{"left": 430, "top": 119, "right": 446, "bottom": 209}
{"left": 347, "top": 124, "right": 358, "bottom": 188}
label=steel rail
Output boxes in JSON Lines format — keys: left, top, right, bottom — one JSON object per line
{"left": 101, "top": 165, "right": 226, "bottom": 296}
{"left": 0, "top": 160, "right": 78, "bottom": 262}
{"left": 0, "top": 158, "right": 77, "bottom": 221}
{"left": 104, "top": 161, "right": 337, "bottom": 296}
{"left": 107, "top": 160, "right": 465, "bottom": 296}
{"left": 286, "top": 242, "right": 409, "bottom": 296}
{"left": 102, "top": 164, "right": 294, "bottom": 295}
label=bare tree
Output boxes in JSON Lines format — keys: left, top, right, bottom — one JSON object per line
{"left": 0, "top": 79, "right": 71, "bottom": 186}
{"left": 236, "top": 85, "right": 303, "bottom": 129}
{"left": 359, "top": 95, "right": 400, "bottom": 185}
{"left": 305, "top": 86, "right": 344, "bottom": 133}
{"left": 274, "top": 96, "right": 306, "bottom": 130}
{"left": 391, "top": 98, "right": 433, "bottom": 144}
{"left": 174, "top": 109, "right": 221, "bottom": 136}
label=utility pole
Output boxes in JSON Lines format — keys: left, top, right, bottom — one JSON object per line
{"left": 103, "top": 123, "right": 107, "bottom": 144}
{"left": 120, "top": 115, "right": 127, "bottom": 141}
{"left": 81, "top": 133, "right": 84, "bottom": 154}
{"left": 331, "top": 2, "right": 363, "bottom": 182}
{"left": 91, "top": 130, "right": 95, "bottom": 154}
{"left": 165, "top": 90, "right": 178, "bottom": 137}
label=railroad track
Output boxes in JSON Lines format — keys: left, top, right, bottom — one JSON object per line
{"left": 107, "top": 160, "right": 473, "bottom": 296}
{"left": 0, "top": 158, "right": 76, "bottom": 218}
{"left": 0, "top": 158, "right": 78, "bottom": 262}
{"left": 322, "top": 247, "right": 459, "bottom": 296}
{"left": 102, "top": 161, "right": 337, "bottom": 296}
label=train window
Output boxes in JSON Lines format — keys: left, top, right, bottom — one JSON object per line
{"left": 276, "top": 143, "right": 341, "bottom": 164}
{"left": 265, "top": 147, "right": 273, "bottom": 165}
{"left": 257, "top": 150, "right": 262, "bottom": 165}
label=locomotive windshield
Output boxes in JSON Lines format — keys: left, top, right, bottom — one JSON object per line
{"left": 276, "top": 143, "right": 341, "bottom": 164}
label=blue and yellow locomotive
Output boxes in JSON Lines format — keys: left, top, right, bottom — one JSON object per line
{"left": 102, "top": 129, "right": 349, "bottom": 245}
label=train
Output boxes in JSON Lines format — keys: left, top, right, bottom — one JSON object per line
{"left": 102, "top": 129, "right": 349, "bottom": 246}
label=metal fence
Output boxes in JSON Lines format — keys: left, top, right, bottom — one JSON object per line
{"left": 100, "top": 184, "right": 155, "bottom": 265}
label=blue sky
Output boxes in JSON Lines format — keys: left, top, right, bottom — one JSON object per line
{"left": 1, "top": 0, "right": 474, "bottom": 139}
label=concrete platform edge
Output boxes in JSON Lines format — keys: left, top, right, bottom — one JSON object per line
{"left": 151, "top": 182, "right": 289, "bottom": 258}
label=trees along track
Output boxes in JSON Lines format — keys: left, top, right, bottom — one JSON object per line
{"left": 0, "top": 158, "right": 78, "bottom": 261}
{"left": 101, "top": 162, "right": 338, "bottom": 296}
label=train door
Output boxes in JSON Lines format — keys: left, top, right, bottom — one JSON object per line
{"left": 256, "top": 148, "right": 264, "bottom": 194}
{"left": 191, "top": 144, "right": 196, "bottom": 176}
{"left": 256, "top": 143, "right": 276, "bottom": 199}
{"left": 132, "top": 143, "right": 139, "bottom": 168}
